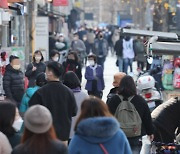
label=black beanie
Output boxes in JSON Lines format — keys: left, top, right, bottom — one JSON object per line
{"left": 36, "top": 73, "right": 47, "bottom": 87}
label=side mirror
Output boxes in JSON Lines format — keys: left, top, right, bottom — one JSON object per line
{"left": 147, "top": 57, "right": 153, "bottom": 64}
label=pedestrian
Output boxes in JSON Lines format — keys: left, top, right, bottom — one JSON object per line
{"left": 63, "top": 71, "right": 88, "bottom": 140}
{"left": 3, "top": 55, "right": 24, "bottom": 107}
{"left": 19, "top": 72, "right": 47, "bottom": 115}
{"left": 12, "top": 105, "right": 68, "bottom": 154}
{"left": 25, "top": 50, "right": 46, "bottom": 87}
{"left": 85, "top": 54, "right": 105, "bottom": 98}
{"left": 82, "top": 35, "right": 90, "bottom": 64}
{"left": 107, "top": 72, "right": 126, "bottom": 103}
{"left": 151, "top": 97, "right": 180, "bottom": 143}
{"left": 122, "top": 36, "right": 135, "bottom": 74}
{"left": 114, "top": 35, "right": 124, "bottom": 72}
{"left": 94, "top": 31, "right": 108, "bottom": 69}
{"left": 0, "top": 131, "right": 12, "bottom": 154}
{"left": 62, "top": 51, "right": 82, "bottom": 82}
{"left": 107, "top": 76, "right": 154, "bottom": 153}
{"left": 134, "top": 37, "right": 146, "bottom": 71}
{"left": 86, "top": 28, "right": 95, "bottom": 53}
{"left": 57, "top": 33, "right": 68, "bottom": 52}
{"left": 69, "top": 97, "right": 132, "bottom": 154}
{"left": 0, "top": 101, "right": 21, "bottom": 148}
{"left": 49, "top": 32, "right": 56, "bottom": 56}
{"left": 29, "top": 61, "right": 77, "bottom": 144}
{"left": 71, "top": 33, "right": 86, "bottom": 65}
{"left": 49, "top": 50, "right": 60, "bottom": 62}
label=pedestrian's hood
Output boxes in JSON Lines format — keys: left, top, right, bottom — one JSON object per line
{"left": 76, "top": 117, "right": 120, "bottom": 144}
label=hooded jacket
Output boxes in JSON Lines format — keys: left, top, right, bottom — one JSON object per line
{"left": 69, "top": 117, "right": 132, "bottom": 154}
{"left": 3, "top": 64, "right": 24, "bottom": 104}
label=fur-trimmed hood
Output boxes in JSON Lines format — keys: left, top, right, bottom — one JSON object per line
{"left": 76, "top": 117, "right": 120, "bottom": 143}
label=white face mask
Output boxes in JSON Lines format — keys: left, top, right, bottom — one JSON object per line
{"left": 88, "top": 60, "right": 95, "bottom": 66}
{"left": 53, "top": 57, "right": 59, "bottom": 62}
{"left": 12, "top": 65, "right": 20, "bottom": 70}
{"left": 12, "top": 117, "right": 23, "bottom": 132}
{"left": 35, "top": 56, "right": 42, "bottom": 61}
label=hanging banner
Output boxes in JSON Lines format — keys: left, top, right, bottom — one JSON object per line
{"left": 53, "top": 0, "right": 68, "bottom": 6}
{"left": 0, "top": 0, "right": 9, "bottom": 9}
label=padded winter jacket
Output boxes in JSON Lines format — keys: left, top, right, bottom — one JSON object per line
{"left": 3, "top": 64, "right": 24, "bottom": 104}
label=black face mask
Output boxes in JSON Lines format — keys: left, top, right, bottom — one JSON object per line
{"left": 67, "top": 59, "right": 76, "bottom": 63}
{"left": 99, "top": 35, "right": 103, "bottom": 38}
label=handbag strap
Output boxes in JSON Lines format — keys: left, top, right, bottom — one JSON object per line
{"left": 99, "top": 144, "right": 109, "bottom": 154}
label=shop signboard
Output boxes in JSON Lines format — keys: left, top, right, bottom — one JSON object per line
{"left": 53, "top": 0, "right": 69, "bottom": 6}
{"left": 34, "top": 17, "right": 49, "bottom": 61}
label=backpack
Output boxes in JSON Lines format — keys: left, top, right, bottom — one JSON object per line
{"left": 135, "top": 41, "right": 145, "bottom": 53}
{"left": 114, "top": 95, "right": 142, "bottom": 138}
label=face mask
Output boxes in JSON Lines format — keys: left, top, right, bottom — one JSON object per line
{"left": 88, "top": 60, "right": 95, "bottom": 66}
{"left": 53, "top": 57, "right": 59, "bottom": 62}
{"left": 99, "top": 35, "right": 103, "bottom": 39}
{"left": 12, "top": 117, "right": 23, "bottom": 132}
{"left": 35, "top": 56, "right": 42, "bottom": 61}
{"left": 12, "top": 65, "right": 20, "bottom": 70}
{"left": 59, "top": 38, "right": 64, "bottom": 42}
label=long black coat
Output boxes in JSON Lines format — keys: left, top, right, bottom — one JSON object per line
{"left": 29, "top": 81, "right": 77, "bottom": 141}
{"left": 62, "top": 60, "right": 82, "bottom": 82}
{"left": 3, "top": 64, "right": 24, "bottom": 105}
{"left": 25, "top": 62, "right": 46, "bottom": 87}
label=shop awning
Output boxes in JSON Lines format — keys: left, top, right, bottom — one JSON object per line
{"left": 38, "top": 7, "right": 66, "bottom": 18}
{"left": 122, "top": 28, "right": 179, "bottom": 40}
{"left": 151, "top": 42, "right": 180, "bottom": 55}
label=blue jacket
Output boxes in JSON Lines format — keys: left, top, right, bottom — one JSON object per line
{"left": 85, "top": 65, "right": 105, "bottom": 91}
{"left": 69, "top": 117, "right": 132, "bottom": 154}
{"left": 19, "top": 86, "right": 39, "bottom": 113}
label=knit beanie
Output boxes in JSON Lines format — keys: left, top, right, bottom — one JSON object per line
{"left": 24, "top": 105, "right": 52, "bottom": 134}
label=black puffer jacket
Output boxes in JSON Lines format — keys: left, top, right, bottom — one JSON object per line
{"left": 3, "top": 64, "right": 24, "bottom": 104}
{"left": 25, "top": 62, "right": 46, "bottom": 87}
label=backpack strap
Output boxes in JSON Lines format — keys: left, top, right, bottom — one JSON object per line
{"left": 128, "top": 95, "right": 134, "bottom": 102}
{"left": 118, "top": 95, "right": 134, "bottom": 102}
{"left": 99, "top": 144, "right": 109, "bottom": 154}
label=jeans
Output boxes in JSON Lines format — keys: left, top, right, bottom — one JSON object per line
{"left": 123, "top": 58, "right": 133, "bottom": 74}
{"left": 118, "top": 56, "right": 123, "bottom": 72}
